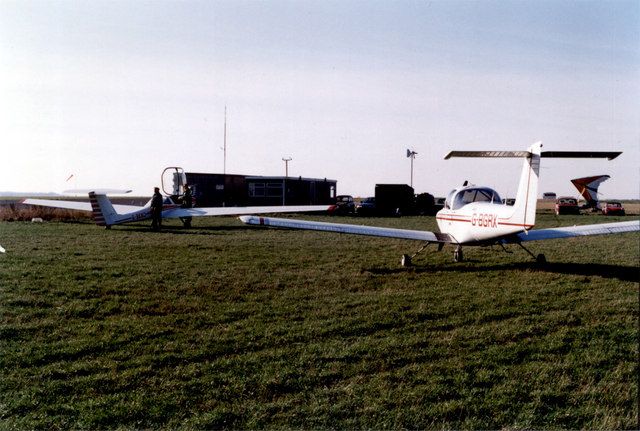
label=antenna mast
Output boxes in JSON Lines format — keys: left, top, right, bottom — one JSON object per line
{"left": 407, "top": 149, "right": 418, "bottom": 188}
{"left": 223, "top": 106, "right": 227, "bottom": 175}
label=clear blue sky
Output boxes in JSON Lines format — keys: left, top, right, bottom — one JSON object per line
{"left": 1, "top": 0, "right": 638, "bottom": 199}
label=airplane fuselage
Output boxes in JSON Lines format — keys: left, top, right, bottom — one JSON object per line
{"left": 435, "top": 185, "right": 534, "bottom": 244}
{"left": 112, "top": 202, "right": 181, "bottom": 224}
{"left": 436, "top": 204, "right": 527, "bottom": 244}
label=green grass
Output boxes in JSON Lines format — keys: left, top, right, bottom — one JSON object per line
{"left": 0, "top": 214, "right": 638, "bottom": 429}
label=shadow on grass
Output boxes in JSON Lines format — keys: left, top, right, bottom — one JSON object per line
{"left": 365, "top": 262, "right": 639, "bottom": 282}
{"left": 114, "top": 225, "right": 252, "bottom": 234}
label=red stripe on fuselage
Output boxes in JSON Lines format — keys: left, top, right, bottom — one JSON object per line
{"left": 438, "top": 216, "right": 532, "bottom": 229}
{"left": 436, "top": 216, "right": 471, "bottom": 223}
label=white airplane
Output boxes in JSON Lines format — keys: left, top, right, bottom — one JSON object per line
{"left": 22, "top": 190, "right": 332, "bottom": 229}
{"left": 240, "top": 142, "right": 639, "bottom": 265}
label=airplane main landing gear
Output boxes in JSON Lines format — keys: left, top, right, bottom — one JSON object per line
{"left": 453, "top": 246, "right": 464, "bottom": 263}
{"left": 400, "top": 242, "right": 432, "bottom": 267}
{"left": 517, "top": 242, "right": 546, "bottom": 265}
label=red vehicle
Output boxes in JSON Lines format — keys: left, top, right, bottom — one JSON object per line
{"left": 555, "top": 197, "right": 580, "bottom": 215}
{"left": 601, "top": 201, "right": 626, "bottom": 216}
{"left": 329, "top": 195, "right": 355, "bottom": 215}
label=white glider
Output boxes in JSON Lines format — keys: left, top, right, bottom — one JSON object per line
{"left": 23, "top": 191, "right": 331, "bottom": 228}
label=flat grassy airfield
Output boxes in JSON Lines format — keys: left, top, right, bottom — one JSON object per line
{"left": 1, "top": 211, "right": 638, "bottom": 429}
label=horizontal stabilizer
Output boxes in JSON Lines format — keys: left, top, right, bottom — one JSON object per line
{"left": 445, "top": 149, "right": 622, "bottom": 160}
{"left": 444, "top": 151, "right": 530, "bottom": 159}
{"left": 541, "top": 151, "right": 621, "bottom": 160}
{"left": 239, "top": 215, "right": 454, "bottom": 243}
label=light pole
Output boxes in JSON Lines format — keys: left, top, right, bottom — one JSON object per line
{"left": 282, "top": 157, "right": 292, "bottom": 177}
{"left": 282, "top": 157, "right": 292, "bottom": 205}
{"left": 407, "top": 149, "right": 418, "bottom": 188}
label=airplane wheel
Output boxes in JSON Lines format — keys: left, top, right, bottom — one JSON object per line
{"left": 536, "top": 254, "right": 547, "bottom": 265}
{"left": 401, "top": 254, "right": 412, "bottom": 267}
{"left": 453, "top": 248, "right": 463, "bottom": 263}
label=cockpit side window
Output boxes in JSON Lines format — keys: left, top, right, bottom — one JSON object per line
{"left": 444, "top": 189, "right": 457, "bottom": 209}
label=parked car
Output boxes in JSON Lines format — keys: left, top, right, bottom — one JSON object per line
{"left": 355, "top": 197, "right": 376, "bottom": 216}
{"left": 555, "top": 197, "right": 580, "bottom": 215}
{"left": 601, "top": 201, "right": 625, "bottom": 216}
{"left": 330, "top": 195, "right": 355, "bottom": 215}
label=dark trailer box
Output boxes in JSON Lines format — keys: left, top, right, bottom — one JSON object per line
{"left": 375, "top": 184, "right": 415, "bottom": 216}
{"left": 185, "top": 172, "right": 336, "bottom": 208}
{"left": 184, "top": 173, "right": 249, "bottom": 207}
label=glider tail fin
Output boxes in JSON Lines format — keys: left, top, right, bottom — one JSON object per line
{"left": 570, "top": 175, "right": 610, "bottom": 209}
{"left": 509, "top": 142, "right": 542, "bottom": 230}
{"left": 88, "top": 192, "right": 118, "bottom": 227}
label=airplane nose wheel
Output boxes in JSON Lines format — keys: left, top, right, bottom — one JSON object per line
{"left": 453, "top": 246, "right": 463, "bottom": 262}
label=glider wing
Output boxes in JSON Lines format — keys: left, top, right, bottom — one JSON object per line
{"left": 22, "top": 198, "right": 142, "bottom": 214}
{"left": 164, "top": 205, "right": 333, "bottom": 218}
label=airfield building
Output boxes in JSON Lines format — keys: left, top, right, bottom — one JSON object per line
{"left": 184, "top": 172, "right": 337, "bottom": 207}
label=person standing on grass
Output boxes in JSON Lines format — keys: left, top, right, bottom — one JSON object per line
{"left": 150, "top": 187, "right": 163, "bottom": 230}
{"left": 180, "top": 184, "right": 193, "bottom": 228}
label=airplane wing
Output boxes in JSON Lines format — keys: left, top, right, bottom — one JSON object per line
{"left": 505, "top": 220, "right": 639, "bottom": 243}
{"left": 239, "top": 215, "right": 454, "bottom": 242}
{"left": 0, "top": 244, "right": 5, "bottom": 253}
{"left": 164, "top": 205, "right": 333, "bottom": 218}
{"left": 22, "top": 198, "right": 141, "bottom": 213}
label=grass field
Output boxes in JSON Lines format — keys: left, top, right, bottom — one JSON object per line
{"left": 1, "top": 213, "right": 638, "bottom": 429}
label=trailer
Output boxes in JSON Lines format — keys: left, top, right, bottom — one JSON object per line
{"left": 375, "top": 184, "right": 415, "bottom": 216}
{"left": 183, "top": 172, "right": 336, "bottom": 208}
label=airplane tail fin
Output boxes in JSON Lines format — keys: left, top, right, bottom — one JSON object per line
{"left": 444, "top": 142, "right": 542, "bottom": 230}
{"left": 509, "top": 142, "right": 542, "bottom": 230}
{"left": 88, "top": 192, "right": 119, "bottom": 227}
{"left": 444, "top": 143, "right": 621, "bottom": 233}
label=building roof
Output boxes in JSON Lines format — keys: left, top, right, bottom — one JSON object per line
{"left": 245, "top": 176, "right": 337, "bottom": 182}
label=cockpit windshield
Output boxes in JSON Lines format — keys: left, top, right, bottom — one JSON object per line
{"left": 451, "top": 187, "right": 501, "bottom": 210}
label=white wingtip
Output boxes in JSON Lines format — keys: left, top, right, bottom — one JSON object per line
{"left": 0, "top": 245, "right": 5, "bottom": 253}
{"left": 64, "top": 189, "right": 132, "bottom": 195}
